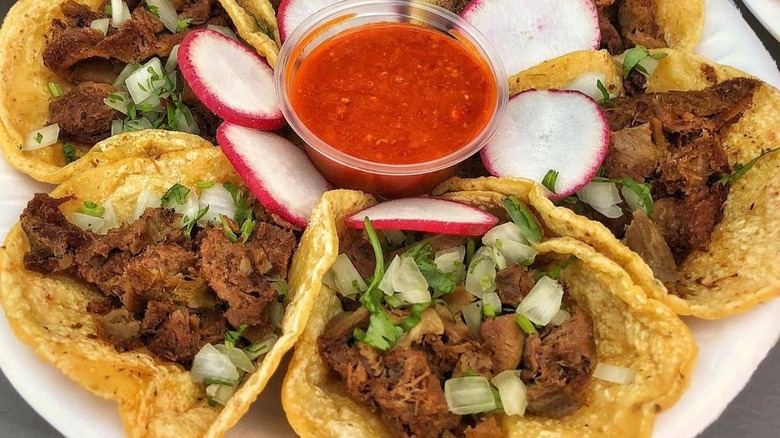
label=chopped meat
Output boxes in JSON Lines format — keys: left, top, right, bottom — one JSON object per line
{"left": 96, "top": 309, "right": 140, "bottom": 346}
{"left": 617, "top": 0, "right": 666, "bottom": 49}
{"left": 624, "top": 210, "right": 678, "bottom": 285}
{"left": 522, "top": 306, "right": 596, "bottom": 418}
{"left": 654, "top": 134, "right": 731, "bottom": 197}
{"left": 340, "top": 228, "right": 376, "bottom": 279}
{"left": 597, "top": 4, "right": 624, "bottom": 54}
{"left": 480, "top": 314, "right": 525, "bottom": 373}
{"left": 464, "top": 416, "right": 502, "bottom": 438}
{"left": 396, "top": 307, "right": 444, "bottom": 348}
{"left": 145, "top": 306, "right": 227, "bottom": 364}
{"left": 623, "top": 68, "right": 648, "bottom": 97}
{"left": 495, "top": 265, "right": 536, "bottom": 307}
{"left": 118, "top": 244, "right": 199, "bottom": 312}
{"left": 49, "top": 82, "right": 117, "bottom": 144}
{"left": 604, "top": 123, "right": 660, "bottom": 181}
{"left": 20, "top": 194, "right": 91, "bottom": 273}
{"left": 422, "top": 320, "right": 493, "bottom": 379}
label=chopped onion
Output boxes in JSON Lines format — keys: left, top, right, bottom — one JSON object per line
{"left": 214, "top": 344, "right": 256, "bottom": 373}
{"left": 111, "top": 0, "right": 131, "bottom": 27}
{"left": 125, "top": 57, "right": 166, "bottom": 104}
{"left": 245, "top": 334, "right": 278, "bottom": 360}
{"left": 322, "top": 271, "right": 336, "bottom": 290}
{"left": 71, "top": 212, "right": 106, "bottom": 232}
{"left": 269, "top": 300, "right": 284, "bottom": 328}
{"left": 434, "top": 245, "right": 466, "bottom": 282}
{"left": 577, "top": 182, "right": 622, "bottom": 209}
{"left": 462, "top": 301, "right": 482, "bottom": 336}
{"left": 175, "top": 192, "right": 200, "bottom": 223}
{"left": 593, "top": 204, "right": 624, "bottom": 219}
{"left": 132, "top": 188, "right": 162, "bottom": 221}
{"left": 207, "top": 25, "right": 239, "bottom": 41}
{"left": 482, "top": 292, "right": 502, "bottom": 316}
{"left": 497, "top": 240, "right": 537, "bottom": 265}
{"left": 113, "top": 63, "right": 140, "bottom": 90}
{"left": 90, "top": 18, "right": 110, "bottom": 36}
{"left": 566, "top": 72, "right": 607, "bottom": 101}
{"left": 397, "top": 288, "right": 432, "bottom": 304}
{"left": 165, "top": 45, "right": 180, "bottom": 72}
{"left": 329, "top": 254, "right": 368, "bottom": 297}
{"left": 393, "top": 256, "right": 429, "bottom": 294}
{"left": 593, "top": 363, "right": 637, "bottom": 384}
{"left": 621, "top": 185, "right": 641, "bottom": 213}
{"left": 206, "top": 383, "right": 236, "bottom": 406}
{"left": 111, "top": 120, "right": 125, "bottom": 136}
{"left": 191, "top": 344, "right": 240, "bottom": 385}
{"left": 465, "top": 249, "right": 496, "bottom": 298}
{"left": 123, "top": 117, "right": 154, "bottom": 132}
{"left": 173, "top": 106, "right": 200, "bottom": 135}
{"left": 147, "top": 0, "right": 180, "bottom": 33}
{"left": 637, "top": 55, "right": 659, "bottom": 77}
{"left": 378, "top": 255, "right": 401, "bottom": 296}
{"left": 198, "top": 184, "right": 237, "bottom": 224}
{"left": 483, "top": 222, "right": 526, "bottom": 247}
{"left": 444, "top": 376, "right": 497, "bottom": 415}
{"left": 97, "top": 200, "right": 118, "bottom": 234}
{"left": 516, "top": 276, "right": 564, "bottom": 326}
{"left": 492, "top": 370, "right": 527, "bottom": 416}
{"left": 23, "top": 124, "right": 60, "bottom": 150}
{"left": 549, "top": 309, "right": 571, "bottom": 326}
{"left": 104, "top": 91, "right": 131, "bottom": 114}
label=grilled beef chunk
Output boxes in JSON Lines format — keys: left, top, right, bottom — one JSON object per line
{"left": 604, "top": 123, "right": 660, "bottom": 181}
{"left": 340, "top": 228, "right": 377, "bottom": 279}
{"left": 480, "top": 314, "right": 525, "bottom": 373}
{"left": 522, "top": 306, "right": 597, "bottom": 418}
{"left": 464, "top": 416, "right": 502, "bottom": 438}
{"left": 495, "top": 264, "right": 536, "bottom": 307}
{"left": 49, "top": 81, "right": 117, "bottom": 145}
{"left": 20, "top": 194, "right": 295, "bottom": 366}
{"left": 596, "top": 0, "right": 665, "bottom": 54}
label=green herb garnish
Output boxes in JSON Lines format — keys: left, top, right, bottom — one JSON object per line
{"left": 622, "top": 45, "right": 667, "bottom": 78}
{"left": 719, "top": 147, "right": 780, "bottom": 186}
{"left": 594, "top": 176, "right": 654, "bottom": 217}
{"left": 515, "top": 314, "right": 537, "bottom": 334}
{"left": 78, "top": 201, "right": 105, "bottom": 217}
{"left": 176, "top": 18, "right": 192, "bottom": 33}
{"left": 533, "top": 256, "right": 576, "bottom": 281}
{"left": 196, "top": 180, "right": 216, "bottom": 189}
{"left": 62, "top": 143, "right": 77, "bottom": 164}
{"left": 225, "top": 323, "right": 248, "bottom": 349}
{"left": 161, "top": 183, "right": 190, "bottom": 208}
{"left": 405, "top": 243, "right": 455, "bottom": 294}
{"left": 596, "top": 79, "right": 613, "bottom": 105}
{"left": 502, "top": 195, "right": 543, "bottom": 244}
{"left": 48, "top": 82, "right": 64, "bottom": 97}
{"left": 183, "top": 206, "right": 209, "bottom": 238}
{"left": 220, "top": 215, "right": 239, "bottom": 243}
{"left": 542, "top": 169, "right": 559, "bottom": 193}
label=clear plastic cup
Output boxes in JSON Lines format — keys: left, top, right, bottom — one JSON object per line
{"left": 275, "top": 0, "right": 508, "bottom": 198}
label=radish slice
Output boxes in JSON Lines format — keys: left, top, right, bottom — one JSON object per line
{"left": 345, "top": 198, "right": 499, "bottom": 236}
{"left": 480, "top": 89, "right": 609, "bottom": 198}
{"left": 179, "top": 29, "right": 284, "bottom": 130}
{"left": 461, "top": 0, "right": 600, "bottom": 76}
{"left": 217, "top": 123, "right": 331, "bottom": 228}
{"left": 278, "top": 0, "right": 340, "bottom": 41}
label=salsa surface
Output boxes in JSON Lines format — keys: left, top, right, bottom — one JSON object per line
{"left": 290, "top": 22, "right": 497, "bottom": 165}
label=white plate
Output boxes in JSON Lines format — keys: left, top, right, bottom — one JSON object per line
{"left": 1, "top": 0, "right": 779, "bottom": 437}
{"left": 743, "top": 0, "right": 780, "bottom": 45}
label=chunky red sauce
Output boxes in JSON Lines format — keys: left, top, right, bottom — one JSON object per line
{"left": 290, "top": 22, "right": 497, "bottom": 165}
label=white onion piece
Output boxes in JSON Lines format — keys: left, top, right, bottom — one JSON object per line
{"left": 393, "top": 256, "right": 429, "bottom": 293}
{"left": 566, "top": 72, "right": 607, "bottom": 101}
{"left": 397, "top": 288, "right": 432, "bottom": 304}
{"left": 104, "top": 91, "right": 130, "bottom": 114}
{"left": 110, "top": 120, "right": 124, "bottom": 136}
{"left": 322, "top": 271, "right": 336, "bottom": 290}
{"left": 111, "top": 0, "right": 131, "bottom": 27}
{"left": 498, "top": 240, "right": 537, "bottom": 266}
{"left": 329, "top": 254, "right": 367, "bottom": 297}
{"left": 577, "top": 182, "right": 622, "bottom": 209}
{"left": 434, "top": 246, "right": 466, "bottom": 282}
{"left": 516, "top": 276, "right": 564, "bottom": 326}
{"left": 269, "top": 300, "right": 284, "bottom": 328}
{"left": 176, "top": 192, "right": 200, "bottom": 223}
{"left": 492, "top": 370, "right": 527, "bottom": 416}
{"left": 113, "top": 63, "right": 139, "bottom": 89}
{"left": 637, "top": 56, "right": 659, "bottom": 77}
{"left": 593, "top": 204, "right": 624, "bottom": 219}
{"left": 245, "top": 334, "right": 278, "bottom": 360}
{"left": 198, "top": 184, "right": 237, "bottom": 224}
{"left": 465, "top": 251, "right": 496, "bottom": 298}
{"left": 123, "top": 117, "right": 154, "bottom": 132}
{"left": 97, "top": 200, "right": 118, "bottom": 234}
{"left": 191, "top": 344, "right": 240, "bottom": 384}
{"left": 382, "top": 229, "right": 406, "bottom": 246}
{"left": 462, "top": 301, "right": 482, "bottom": 336}
{"left": 444, "top": 376, "right": 496, "bottom": 415}
{"left": 214, "top": 344, "right": 256, "bottom": 373}
{"left": 173, "top": 106, "right": 200, "bottom": 135}
{"left": 550, "top": 309, "right": 571, "bottom": 326}
{"left": 125, "top": 57, "right": 166, "bottom": 104}
{"left": 147, "top": 0, "right": 180, "bottom": 33}
{"left": 483, "top": 222, "right": 526, "bottom": 246}
{"left": 90, "top": 18, "right": 110, "bottom": 36}
{"left": 23, "top": 124, "right": 60, "bottom": 150}
{"left": 206, "top": 383, "right": 236, "bottom": 406}
{"left": 71, "top": 212, "right": 106, "bottom": 232}
{"left": 207, "top": 25, "right": 239, "bottom": 41}
{"left": 593, "top": 363, "right": 637, "bottom": 384}
{"left": 483, "top": 223, "right": 536, "bottom": 265}
{"left": 132, "top": 188, "right": 162, "bottom": 221}
{"left": 621, "top": 185, "right": 642, "bottom": 213}
{"left": 481, "top": 292, "right": 502, "bottom": 315}
{"left": 165, "top": 44, "right": 180, "bottom": 73}
{"left": 378, "top": 255, "right": 401, "bottom": 296}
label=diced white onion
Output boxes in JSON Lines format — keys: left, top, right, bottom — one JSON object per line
{"left": 577, "top": 182, "right": 622, "bottom": 209}
{"left": 104, "top": 91, "right": 130, "bottom": 114}
{"left": 90, "top": 18, "right": 110, "bottom": 36}
{"left": 329, "top": 254, "right": 368, "bottom": 297}
{"left": 462, "top": 301, "right": 482, "bottom": 336}
{"left": 549, "top": 309, "right": 571, "bottom": 326}
{"left": 125, "top": 57, "right": 166, "bottom": 104}
{"left": 516, "top": 276, "right": 564, "bottom": 326}
{"left": 434, "top": 245, "right": 466, "bottom": 283}
{"left": 71, "top": 212, "right": 106, "bottom": 232}
{"left": 111, "top": 0, "right": 131, "bottom": 27}
{"left": 593, "top": 363, "right": 637, "bottom": 384}
{"left": 147, "top": 0, "right": 180, "bottom": 33}
{"left": 481, "top": 292, "right": 502, "bottom": 316}
{"left": 123, "top": 117, "right": 154, "bottom": 132}
{"left": 23, "top": 124, "right": 60, "bottom": 150}
{"left": 245, "top": 334, "right": 278, "bottom": 360}
{"left": 97, "top": 200, "right": 119, "bottom": 234}
{"left": 637, "top": 56, "right": 659, "bottom": 77}
{"left": 483, "top": 222, "right": 526, "bottom": 247}
{"left": 198, "top": 184, "right": 237, "bottom": 224}
{"left": 566, "top": 72, "right": 607, "bottom": 101}
{"left": 497, "top": 240, "right": 537, "bottom": 265}
{"left": 465, "top": 249, "right": 496, "bottom": 298}
{"left": 207, "top": 25, "right": 239, "bottom": 41}
{"left": 214, "top": 344, "right": 256, "bottom": 373}
{"left": 492, "top": 370, "right": 527, "bottom": 416}
{"left": 378, "top": 255, "right": 401, "bottom": 296}
{"left": 111, "top": 120, "right": 125, "bottom": 136}
{"left": 206, "top": 383, "right": 236, "bottom": 406}
{"left": 165, "top": 45, "right": 180, "bottom": 73}
{"left": 269, "top": 300, "right": 284, "bottom": 328}
{"left": 393, "top": 256, "right": 429, "bottom": 293}
{"left": 593, "top": 204, "right": 624, "bottom": 219}
{"left": 397, "top": 288, "right": 432, "bottom": 304}
{"left": 132, "top": 189, "right": 162, "bottom": 221}
{"left": 621, "top": 185, "right": 642, "bottom": 213}
{"left": 444, "top": 376, "right": 497, "bottom": 415}
{"left": 175, "top": 191, "right": 200, "bottom": 221}
{"left": 173, "top": 106, "right": 200, "bottom": 135}
{"left": 191, "top": 344, "right": 240, "bottom": 385}
{"left": 322, "top": 271, "right": 336, "bottom": 290}
{"left": 113, "top": 63, "right": 140, "bottom": 90}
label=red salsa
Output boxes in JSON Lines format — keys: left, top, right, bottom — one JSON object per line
{"left": 290, "top": 22, "right": 497, "bottom": 165}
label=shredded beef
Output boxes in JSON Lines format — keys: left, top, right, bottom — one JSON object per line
{"left": 480, "top": 314, "right": 524, "bottom": 373}
{"left": 50, "top": 81, "right": 117, "bottom": 145}
{"left": 604, "top": 123, "right": 660, "bottom": 181}
{"left": 422, "top": 320, "right": 493, "bottom": 379}
{"left": 597, "top": 3, "right": 625, "bottom": 54}
{"left": 340, "top": 228, "right": 376, "bottom": 279}
{"left": 495, "top": 264, "right": 536, "bottom": 307}
{"left": 617, "top": 0, "right": 666, "bottom": 49}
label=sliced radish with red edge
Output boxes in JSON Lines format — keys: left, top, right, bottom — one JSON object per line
{"left": 278, "top": 0, "right": 341, "bottom": 42}
{"left": 461, "top": 0, "right": 600, "bottom": 76}
{"left": 345, "top": 198, "right": 499, "bottom": 236}
{"left": 480, "top": 89, "right": 609, "bottom": 198}
{"left": 179, "top": 29, "right": 284, "bottom": 130}
{"left": 217, "top": 123, "right": 331, "bottom": 228}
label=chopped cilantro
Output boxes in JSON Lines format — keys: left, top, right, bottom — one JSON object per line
{"left": 465, "top": 239, "right": 476, "bottom": 267}
{"left": 220, "top": 215, "right": 239, "bottom": 243}
{"left": 405, "top": 243, "right": 455, "bottom": 294}
{"left": 176, "top": 18, "right": 192, "bottom": 33}
{"left": 225, "top": 323, "right": 248, "bottom": 349}
{"left": 502, "top": 195, "right": 543, "bottom": 244}
{"left": 78, "top": 201, "right": 105, "bottom": 217}
{"left": 622, "top": 45, "right": 667, "bottom": 78}
{"left": 146, "top": 2, "right": 160, "bottom": 18}
{"left": 399, "top": 303, "right": 431, "bottom": 331}
{"left": 596, "top": 79, "right": 613, "bottom": 105}
{"left": 542, "top": 169, "right": 559, "bottom": 193}
{"left": 127, "top": 102, "right": 137, "bottom": 119}
{"left": 183, "top": 206, "right": 209, "bottom": 237}
{"left": 719, "top": 147, "right": 780, "bottom": 186}
{"left": 515, "top": 314, "right": 537, "bottom": 334}
{"left": 222, "top": 182, "right": 255, "bottom": 243}
{"left": 594, "top": 176, "right": 654, "bottom": 217}
{"left": 355, "top": 312, "right": 403, "bottom": 351}
{"left": 34, "top": 132, "right": 43, "bottom": 144}
{"left": 203, "top": 377, "right": 235, "bottom": 387}
{"left": 62, "top": 143, "right": 77, "bottom": 164}
{"left": 196, "top": 180, "right": 215, "bottom": 189}
{"left": 48, "top": 82, "right": 64, "bottom": 97}
{"left": 160, "top": 183, "right": 190, "bottom": 207}
{"left": 239, "top": 217, "right": 256, "bottom": 243}
{"left": 104, "top": 4, "right": 112, "bottom": 14}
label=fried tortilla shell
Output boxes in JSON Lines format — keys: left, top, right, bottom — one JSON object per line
{"left": 217, "top": 0, "right": 280, "bottom": 66}
{"left": 0, "top": 140, "right": 319, "bottom": 437}
{"left": 509, "top": 50, "right": 622, "bottom": 96}
{"left": 281, "top": 189, "right": 696, "bottom": 438}
{"left": 655, "top": 0, "right": 704, "bottom": 51}
{"left": 437, "top": 50, "right": 780, "bottom": 319}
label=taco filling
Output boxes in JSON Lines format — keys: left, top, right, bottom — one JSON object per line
{"left": 19, "top": 181, "right": 296, "bottom": 404}
{"left": 39, "top": 1, "right": 236, "bottom": 153}
{"left": 316, "top": 198, "right": 631, "bottom": 437}
{"left": 596, "top": 0, "right": 666, "bottom": 55}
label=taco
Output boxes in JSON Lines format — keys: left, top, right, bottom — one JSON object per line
{"left": 0, "top": 135, "right": 323, "bottom": 437}
{"left": 0, "top": 0, "right": 276, "bottom": 183}
{"left": 281, "top": 190, "right": 696, "bottom": 438}
{"left": 441, "top": 49, "right": 780, "bottom": 319}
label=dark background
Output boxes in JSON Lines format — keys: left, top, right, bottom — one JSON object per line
{"left": 0, "top": 0, "right": 778, "bottom": 436}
